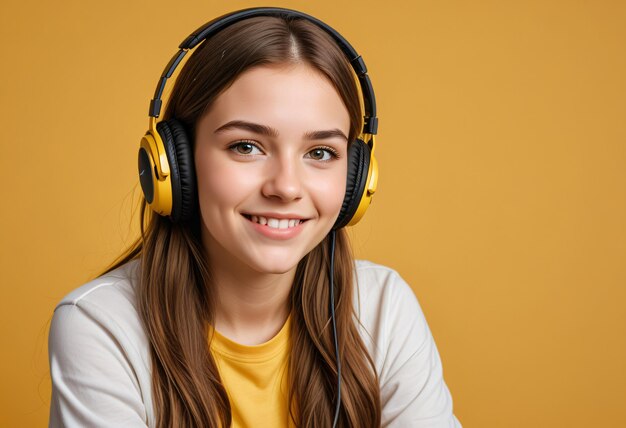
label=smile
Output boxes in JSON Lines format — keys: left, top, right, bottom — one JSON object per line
{"left": 242, "top": 214, "right": 307, "bottom": 229}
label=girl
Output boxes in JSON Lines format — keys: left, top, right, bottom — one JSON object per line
{"left": 48, "top": 7, "right": 461, "bottom": 428}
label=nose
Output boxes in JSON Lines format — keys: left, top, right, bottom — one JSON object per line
{"left": 261, "top": 154, "right": 303, "bottom": 201}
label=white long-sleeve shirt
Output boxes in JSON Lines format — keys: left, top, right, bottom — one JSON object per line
{"left": 48, "top": 259, "right": 461, "bottom": 427}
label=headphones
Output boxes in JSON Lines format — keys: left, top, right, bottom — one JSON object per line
{"left": 138, "top": 7, "right": 379, "bottom": 229}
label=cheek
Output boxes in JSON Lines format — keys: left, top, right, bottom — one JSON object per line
{"left": 308, "top": 167, "right": 347, "bottom": 216}
{"left": 194, "top": 154, "right": 255, "bottom": 215}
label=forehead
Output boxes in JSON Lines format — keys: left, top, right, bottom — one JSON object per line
{"left": 199, "top": 63, "right": 350, "bottom": 136}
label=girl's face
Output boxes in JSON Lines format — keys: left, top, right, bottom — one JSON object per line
{"left": 194, "top": 63, "right": 350, "bottom": 275}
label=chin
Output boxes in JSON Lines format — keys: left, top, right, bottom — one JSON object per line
{"left": 248, "top": 258, "right": 301, "bottom": 275}
{"left": 241, "top": 243, "right": 318, "bottom": 276}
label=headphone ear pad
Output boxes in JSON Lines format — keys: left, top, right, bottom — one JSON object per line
{"left": 156, "top": 119, "right": 197, "bottom": 222}
{"left": 334, "top": 139, "right": 370, "bottom": 230}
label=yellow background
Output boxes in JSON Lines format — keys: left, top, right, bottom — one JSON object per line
{"left": 1, "top": 0, "right": 624, "bottom": 426}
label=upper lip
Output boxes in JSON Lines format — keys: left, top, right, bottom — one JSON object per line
{"left": 242, "top": 212, "right": 309, "bottom": 220}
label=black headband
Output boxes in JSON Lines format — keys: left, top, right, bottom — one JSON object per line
{"left": 148, "top": 7, "right": 378, "bottom": 135}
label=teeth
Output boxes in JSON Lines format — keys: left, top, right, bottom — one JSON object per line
{"left": 247, "top": 215, "right": 302, "bottom": 229}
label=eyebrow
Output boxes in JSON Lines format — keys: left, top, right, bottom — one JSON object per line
{"left": 213, "top": 120, "right": 348, "bottom": 142}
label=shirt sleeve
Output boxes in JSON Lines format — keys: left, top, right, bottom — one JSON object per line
{"left": 48, "top": 303, "right": 149, "bottom": 428}
{"left": 379, "top": 271, "right": 462, "bottom": 428}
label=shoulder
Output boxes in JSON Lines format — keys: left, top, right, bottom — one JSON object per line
{"left": 352, "top": 260, "right": 461, "bottom": 427}
{"left": 353, "top": 259, "right": 423, "bottom": 326}
{"left": 351, "top": 259, "right": 431, "bottom": 377}
{"left": 50, "top": 259, "right": 148, "bottom": 357}
{"left": 56, "top": 259, "right": 140, "bottom": 313}
{"left": 48, "top": 259, "right": 154, "bottom": 426}
{"left": 353, "top": 260, "right": 415, "bottom": 297}
{"left": 352, "top": 260, "right": 428, "bottom": 354}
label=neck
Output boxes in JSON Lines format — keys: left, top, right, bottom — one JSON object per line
{"left": 208, "top": 254, "right": 295, "bottom": 346}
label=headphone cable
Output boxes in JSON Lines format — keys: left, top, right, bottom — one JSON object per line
{"left": 329, "top": 229, "right": 342, "bottom": 427}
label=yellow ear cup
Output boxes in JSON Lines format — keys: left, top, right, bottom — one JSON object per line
{"left": 138, "top": 118, "right": 173, "bottom": 216}
{"left": 346, "top": 135, "right": 378, "bottom": 227}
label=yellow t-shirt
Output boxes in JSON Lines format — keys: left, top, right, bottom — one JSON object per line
{"left": 209, "top": 317, "right": 295, "bottom": 428}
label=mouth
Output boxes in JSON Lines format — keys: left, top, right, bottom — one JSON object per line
{"left": 242, "top": 214, "right": 309, "bottom": 230}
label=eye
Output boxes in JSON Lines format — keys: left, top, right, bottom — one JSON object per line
{"left": 228, "top": 141, "right": 263, "bottom": 155}
{"left": 305, "top": 147, "right": 339, "bottom": 162}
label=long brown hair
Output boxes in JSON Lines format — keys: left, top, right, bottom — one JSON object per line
{"left": 107, "top": 15, "right": 381, "bottom": 427}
